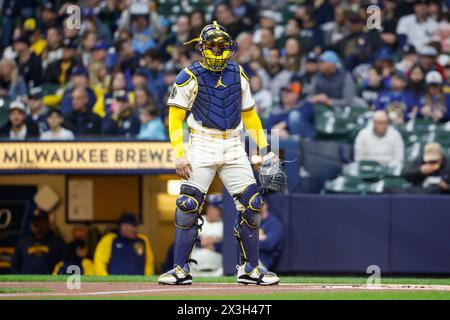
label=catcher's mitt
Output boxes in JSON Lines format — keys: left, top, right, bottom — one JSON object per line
{"left": 258, "top": 154, "right": 287, "bottom": 193}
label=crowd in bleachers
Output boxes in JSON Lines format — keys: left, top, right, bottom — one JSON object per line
{"left": 0, "top": 0, "right": 450, "bottom": 191}
{"left": 0, "top": 0, "right": 448, "bottom": 140}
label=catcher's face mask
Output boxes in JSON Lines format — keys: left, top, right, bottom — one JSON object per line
{"left": 184, "top": 21, "right": 237, "bottom": 71}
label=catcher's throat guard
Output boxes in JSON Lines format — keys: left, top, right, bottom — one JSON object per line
{"left": 184, "top": 21, "right": 238, "bottom": 71}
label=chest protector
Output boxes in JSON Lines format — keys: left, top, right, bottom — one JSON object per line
{"left": 189, "top": 62, "right": 242, "bottom": 130}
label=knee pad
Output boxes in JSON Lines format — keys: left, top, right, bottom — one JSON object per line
{"left": 176, "top": 184, "right": 205, "bottom": 213}
{"left": 175, "top": 185, "right": 205, "bottom": 229}
{"left": 235, "top": 184, "right": 263, "bottom": 228}
{"left": 235, "top": 184, "right": 263, "bottom": 212}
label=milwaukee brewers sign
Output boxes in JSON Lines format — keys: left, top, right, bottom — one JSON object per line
{"left": 0, "top": 142, "right": 175, "bottom": 171}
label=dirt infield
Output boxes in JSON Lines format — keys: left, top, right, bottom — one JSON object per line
{"left": 2, "top": 282, "right": 450, "bottom": 298}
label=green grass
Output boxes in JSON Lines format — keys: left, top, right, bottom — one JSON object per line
{"left": 14, "top": 292, "right": 450, "bottom": 300}
{"left": 1, "top": 274, "right": 450, "bottom": 285}
{"left": 1, "top": 275, "right": 450, "bottom": 300}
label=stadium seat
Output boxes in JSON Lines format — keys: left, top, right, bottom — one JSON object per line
{"left": 341, "top": 160, "right": 385, "bottom": 180}
{"left": 322, "top": 176, "right": 371, "bottom": 194}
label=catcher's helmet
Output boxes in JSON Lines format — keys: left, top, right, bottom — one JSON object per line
{"left": 184, "top": 21, "right": 237, "bottom": 71}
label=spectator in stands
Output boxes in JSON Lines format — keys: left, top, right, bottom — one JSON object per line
{"left": 11, "top": 209, "right": 65, "bottom": 274}
{"left": 134, "top": 86, "right": 152, "bottom": 110}
{"left": 402, "top": 142, "right": 450, "bottom": 194}
{"left": 444, "top": 61, "right": 450, "bottom": 95}
{"left": 0, "top": 101, "right": 40, "bottom": 140}
{"left": 254, "top": 11, "right": 283, "bottom": 50}
{"left": 417, "top": 46, "right": 444, "bottom": 76}
{"left": 345, "top": 34, "right": 375, "bottom": 80}
{"left": 230, "top": 0, "right": 259, "bottom": 30}
{"left": 396, "top": 0, "right": 438, "bottom": 50}
{"left": 94, "top": 213, "right": 154, "bottom": 276}
{"left": 336, "top": 13, "right": 382, "bottom": 62}
{"left": 97, "top": 71, "right": 131, "bottom": 117}
{"left": 144, "top": 49, "right": 167, "bottom": 107}
{"left": 41, "top": 109, "right": 74, "bottom": 141}
{"left": 419, "top": 71, "right": 450, "bottom": 123}
{"left": 259, "top": 199, "right": 284, "bottom": 270}
{"left": 258, "top": 47, "right": 293, "bottom": 98}
{"left": 281, "top": 37, "right": 302, "bottom": 73}
{"left": 249, "top": 74, "right": 272, "bottom": 120}
{"left": 374, "top": 47, "right": 396, "bottom": 89}
{"left": 88, "top": 41, "right": 109, "bottom": 89}
{"left": 0, "top": 57, "right": 26, "bottom": 100}
{"left": 270, "top": 82, "right": 314, "bottom": 139}
{"left": 44, "top": 38, "right": 79, "bottom": 87}
{"left": 26, "top": 87, "right": 48, "bottom": 133}
{"left": 189, "top": 10, "right": 206, "bottom": 41}
{"left": 214, "top": 2, "right": 250, "bottom": 39}
{"left": 375, "top": 72, "right": 414, "bottom": 124}
{"left": 290, "top": 52, "right": 319, "bottom": 100}
{"left": 52, "top": 240, "right": 95, "bottom": 275}
{"left": 321, "top": 5, "right": 348, "bottom": 48}
{"left": 40, "top": 2, "right": 59, "bottom": 35}
{"left": 24, "top": 18, "right": 46, "bottom": 57}
{"left": 60, "top": 66, "right": 98, "bottom": 115}
{"left": 137, "top": 105, "right": 167, "bottom": 140}
{"left": 396, "top": 44, "right": 418, "bottom": 74}
{"left": 13, "top": 34, "right": 42, "bottom": 90}
{"left": 128, "top": 9, "right": 158, "bottom": 55}
{"left": 294, "top": 5, "right": 324, "bottom": 53}
{"left": 41, "top": 26, "right": 62, "bottom": 70}
{"left": 63, "top": 87, "right": 102, "bottom": 136}
{"left": 379, "top": 0, "right": 400, "bottom": 50}
{"left": 354, "top": 110, "right": 405, "bottom": 168}
{"left": 308, "top": 51, "right": 362, "bottom": 109}
{"left": 190, "top": 194, "right": 224, "bottom": 277}
{"left": 101, "top": 90, "right": 140, "bottom": 137}
{"left": 406, "top": 63, "right": 427, "bottom": 99}
{"left": 359, "top": 66, "right": 385, "bottom": 110}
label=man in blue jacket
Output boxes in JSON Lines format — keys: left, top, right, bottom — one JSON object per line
{"left": 11, "top": 210, "right": 65, "bottom": 274}
{"left": 259, "top": 199, "right": 284, "bottom": 270}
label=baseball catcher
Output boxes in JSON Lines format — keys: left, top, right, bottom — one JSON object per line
{"left": 158, "top": 21, "right": 286, "bottom": 286}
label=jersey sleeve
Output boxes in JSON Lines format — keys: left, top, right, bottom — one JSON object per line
{"left": 93, "top": 233, "right": 116, "bottom": 276}
{"left": 137, "top": 233, "right": 155, "bottom": 276}
{"left": 167, "top": 68, "right": 196, "bottom": 111}
{"left": 239, "top": 66, "right": 255, "bottom": 111}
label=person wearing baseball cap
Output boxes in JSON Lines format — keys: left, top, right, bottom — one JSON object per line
{"left": 26, "top": 87, "right": 48, "bottom": 132}
{"left": 0, "top": 100, "right": 40, "bottom": 140}
{"left": 23, "top": 18, "right": 46, "bottom": 56}
{"left": 375, "top": 72, "right": 411, "bottom": 124}
{"left": 45, "top": 37, "right": 80, "bottom": 87}
{"left": 402, "top": 142, "right": 450, "bottom": 193}
{"left": 418, "top": 45, "right": 445, "bottom": 77}
{"left": 290, "top": 52, "right": 319, "bottom": 99}
{"left": 101, "top": 89, "right": 140, "bottom": 137}
{"left": 93, "top": 213, "right": 155, "bottom": 276}
{"left": 11, "top": 209, "right": 66, "bottom": 274}
{"left": 270, "top": 81, "right": 315, "bottom": 139}
{"left": 308, "top": 50, "right": 359, "bottom": 110}
{"left": 396, "top": 44, "right": 418, "bottom": 73}
{"left": 13, "top": 33, "right": 43, "bottom": 90}
{"left": 41, "top": 109, "right": 75, "bottom": 141}
{"left": 419, "top": 71, "right": 450, "bottom": 123}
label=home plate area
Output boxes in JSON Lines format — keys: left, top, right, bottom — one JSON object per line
{"left": 1, "top": 282, "right": 450, "bottom": 298}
